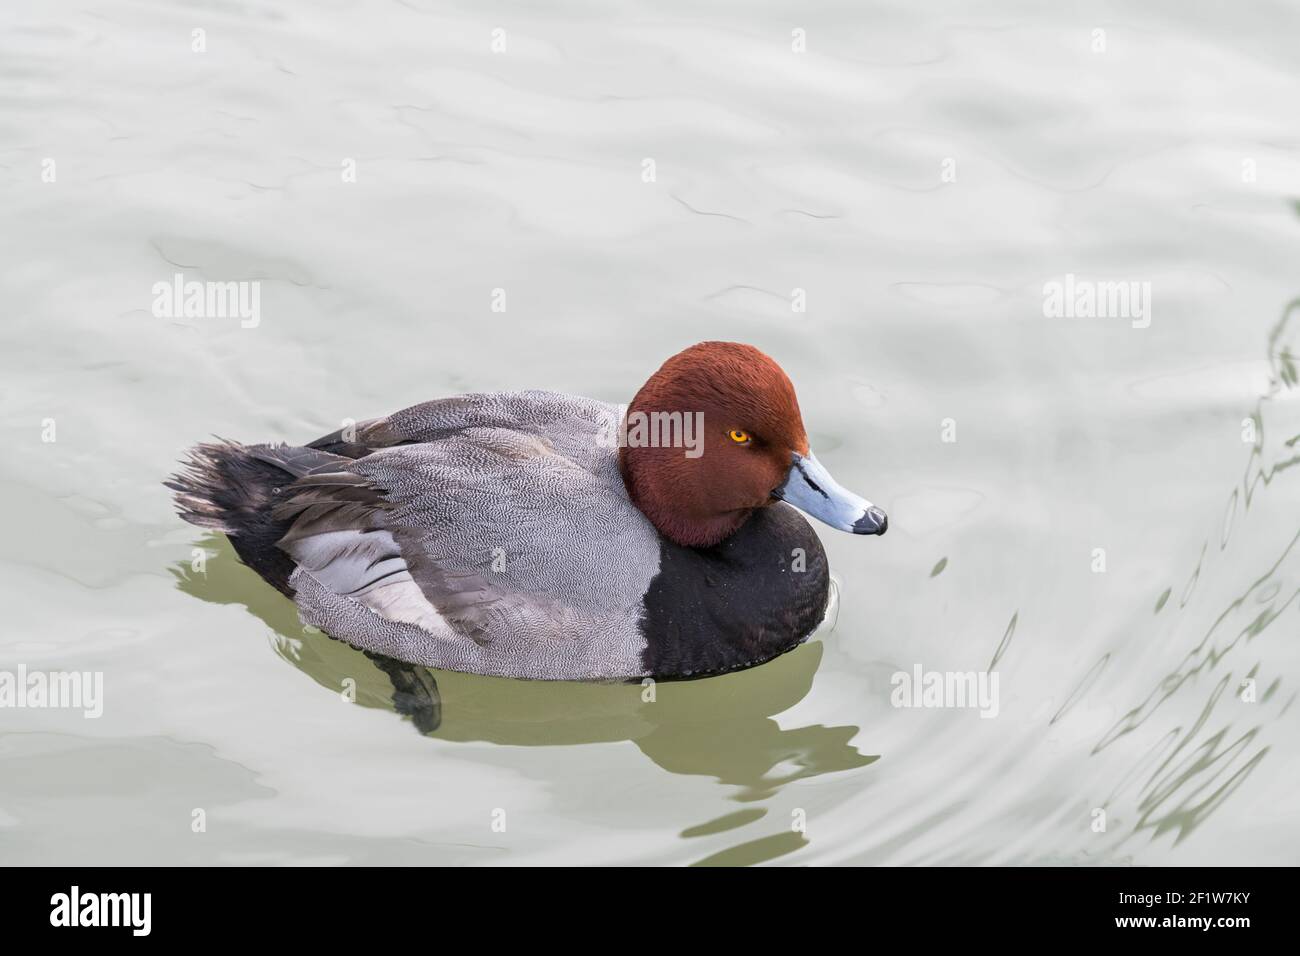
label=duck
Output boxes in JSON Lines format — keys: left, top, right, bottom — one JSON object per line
{"left": 167, "top": 341, "right": 887, "bottom": 681}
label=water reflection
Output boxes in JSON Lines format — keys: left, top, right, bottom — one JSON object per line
{"left": 171, "top": 538, "right": 876, "bottom": 854}
{"left": 1089, "top": 297, "right": 1300, "bottom": 848}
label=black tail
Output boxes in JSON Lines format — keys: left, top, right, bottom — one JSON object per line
{"left": 166, "top": 441, "right": 345, "bottom": 596}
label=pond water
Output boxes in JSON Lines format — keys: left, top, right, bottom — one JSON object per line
{"left": 2, "top": 0, "right": 1299, "bottom": 865}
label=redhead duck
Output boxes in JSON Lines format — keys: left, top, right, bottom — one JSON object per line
{"left": 168, "top": 342, "right": 887, "bottom": 680}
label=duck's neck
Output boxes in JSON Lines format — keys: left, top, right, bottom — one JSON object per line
{"left": 619, "top": 444, "right": 751, "bottom": 548}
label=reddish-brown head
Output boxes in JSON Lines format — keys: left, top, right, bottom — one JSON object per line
{"left": 619, "top": 341, "right": 887, "bottom": 548}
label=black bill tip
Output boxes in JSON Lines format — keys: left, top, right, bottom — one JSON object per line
{"left": 853, "top": 506, "right": 888, "bottom": 536}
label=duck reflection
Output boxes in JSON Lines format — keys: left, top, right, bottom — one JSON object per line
{"left": 170, "top": 540, "right": 875, "bottom": 813}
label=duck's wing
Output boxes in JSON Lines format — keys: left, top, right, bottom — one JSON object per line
{"left": 279, "top": 397, "right": 660, "bottom": 680}
{"left": 308, "top": 390, "right": 616, "bottom": 470}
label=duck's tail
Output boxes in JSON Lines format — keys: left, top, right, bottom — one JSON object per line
{"left": 166, "top": 441, "right": 344, "bottom": 596}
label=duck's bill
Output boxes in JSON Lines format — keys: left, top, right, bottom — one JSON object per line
{"left": 774, "top": 451, "right": 888, "bottom": 536}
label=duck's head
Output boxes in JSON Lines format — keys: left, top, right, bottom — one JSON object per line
{"left": 619, "top": 341, "right": 888, "bottom": 548}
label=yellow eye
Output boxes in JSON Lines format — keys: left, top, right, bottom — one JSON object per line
{"left": 729, "top": 429, "right": 751, "bottom": 444}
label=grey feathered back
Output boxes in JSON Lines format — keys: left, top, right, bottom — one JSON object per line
{"left": 280, "top": 392, "right": 662, "bottom": 680}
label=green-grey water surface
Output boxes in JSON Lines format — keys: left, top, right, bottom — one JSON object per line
{"left": 2, "top": 0, "right": 1299, "bottom": 865}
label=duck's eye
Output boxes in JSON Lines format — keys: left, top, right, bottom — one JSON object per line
{"left": 728, "top": 429, "right": 752, "bottom": 444}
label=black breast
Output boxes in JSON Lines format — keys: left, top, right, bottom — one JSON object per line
{"left": 638, "top": 503, "right": 830, "bottom": 679}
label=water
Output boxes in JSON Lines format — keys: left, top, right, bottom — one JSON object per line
{"left": 3, "top": 0, "right": 1299, "bottom": 865}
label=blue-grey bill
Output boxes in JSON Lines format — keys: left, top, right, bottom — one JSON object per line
{"left": 774, "top": 451, "right": 887, "bottom": 535}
